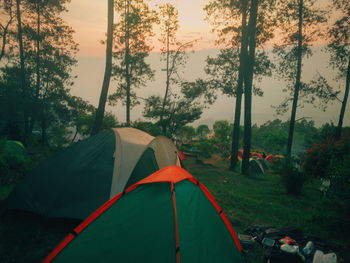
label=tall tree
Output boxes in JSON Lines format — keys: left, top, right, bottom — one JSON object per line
{"left": 15, "top": 0, "right": 28, "bottom": 140}
{"left": 326, "top": 0, "right": 350, "bottom": 140}
{"left": 241, "top": 0, "right": 259, "bottom": 175}
{"left": 273, "top": 0, "right": 328, "bottom": 157}
{"left": 110, "top": 0, "right": 157, "bottom": 125}
{"left": 204, "top": 0, "right": 275, "bottom": 172}
{"left": 157, "top": 3, "right": 197, "bottom": 134}
{"left": 91, "top": 0, "right": 114, "bottom": 135}
{"left": 0, "top": 0, "right": 15, "bottom": 61}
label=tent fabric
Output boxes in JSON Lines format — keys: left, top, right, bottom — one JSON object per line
{"left": 178, "top": 150, "right": 187, "bottom": 160}
{"left": 6, "top": 130, "right": 116, "bottom": 219}
{"left": 258, "top": 158, "right": 269, "bottom": 170}
{"left": 2, "top": 140, "right": 29, "bottom": 163}
{"left": 110, "top": 128, "right": 155, "bottom": 197}
{"left": 249, "top": 158, "right": 264, "bottom": 174}
{"left": 6, "top": 128, "right": 180, "bottom": 220}
{"left": 43, "top": 166, "right": 243, "bottom": 263}
{"left": 148, "top": 136, "right": 180, "bottom": 168}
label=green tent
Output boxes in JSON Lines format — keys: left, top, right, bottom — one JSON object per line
{"left": 6, "top": 128, "right": 180, "bottom": 219}
{"left": 249, "top": 158, "right": 264, "bottom": 174}
{"left": 43, "top": 166, "right": 243, "bottom": 263}
{"left": 1, "top": 140, "right": 29, "bottom": 164}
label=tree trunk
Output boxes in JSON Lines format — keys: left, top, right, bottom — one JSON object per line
{"left": 91, "top": 0, "right": 114, "bottom": 135}
{"left": 286, "top": 0, "right": 303, "bottom": 158}
{"left": 41, "top": 112, "right": 46, "bottom": 146}
{"left": 0, "top": 3, "right": 14, "bottom": 61}
{"left": 15, "top": 0, "right": 28, "bottom": 142}
{"left": 230, "top": 1, "right": 248, "bottom": 171}
{"left": 33, "top": 1, "right": 40, "bottom": 138}
{"left": 125, "top": 0, "right": 131, "bottom": 126}
{"left": 160, "top": 19, "right": 170, "bottom": 135}
{"left": 241, "top": 0, "right": 259, "bottom": 175}
{"left": 335, "top": 56, "right": 350, "bottom": 140}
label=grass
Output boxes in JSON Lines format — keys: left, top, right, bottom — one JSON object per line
{"left": 183, "top": 156, "right": 347, "bottom": 244}
{"left": 0, "top": 155, "right": 347, "bottom": 263}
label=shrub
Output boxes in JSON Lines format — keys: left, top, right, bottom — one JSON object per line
{"left": 274, "top": 158, "right": 307, "bottom": 195}
{"left": 0, "top": 139, "right": 31, "bottom": 185}
{"left": 197, "top": 140, "right": 214, "bottom": 159}
{"left": 302, "top": 138, "right": 350, "bottom": 179}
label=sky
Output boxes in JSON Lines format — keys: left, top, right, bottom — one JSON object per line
{"left": 61, "top": 0, "right": 349, "bottom": 127}
{"left": 62, "top": 0, "right": 217, "bottom": 56}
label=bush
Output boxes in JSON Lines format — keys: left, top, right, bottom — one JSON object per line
{"left": 0, "top": 139, "right": 31, "bottom": 185}
{"left": 302, "top": 138, "right": 350, "bottom": 179}
{"left": 274, "top": 159, "right": 307, "bottom": 195}
{"left": 197, "top": 140, "right": 214, "bottom": 159}
{"left": 323, "top": 153, "right": 350, "bottom": 236}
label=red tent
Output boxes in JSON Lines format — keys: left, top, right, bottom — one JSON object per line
{"left": 178, "top": 150, "right": 187, "bottom": 160}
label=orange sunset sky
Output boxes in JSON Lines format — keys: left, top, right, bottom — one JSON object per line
{"left": 63, "top": 0, "right": 218, "bottom": 56}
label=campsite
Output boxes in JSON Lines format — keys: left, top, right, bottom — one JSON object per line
{"left": 0, "top": 0, "right": 350, "bottom": 262}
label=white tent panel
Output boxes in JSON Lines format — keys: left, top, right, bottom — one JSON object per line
{"left": 110, "top": 128, "right": 154, "bottom": 197}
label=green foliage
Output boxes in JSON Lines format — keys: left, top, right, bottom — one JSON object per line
{"left": 76, "top": 111, "right": 118, "bottom": 137}
{"left": 0, "top": 139, "right": 31, "bottom": 185}
{"left": 131, "top": 121, "right": 162, "bottom": 136}
{"left": 197, "top": 140, "right": 214, "bottom": 159}
{"left": 110, "top": 0, "right": 158, "bottom": 111}
{"left": 273, "top": 0, "right": 334, "bottom": 115}
{"left": 276, "top": 159, "right": 307, "bottom": 195}
{"left": 143, "top": 94, "right": 202, "bottom": 137}
{"left": 303, "top": 138, "right": 350, "bottom": 179}
{"left": 213, "top": 120, "right": 231, "bottom": 142}
{"left": 196, "top": 124, "right": 210, "bottom": 140}
{"left": 323, "top": 152, "right": 350, "bottom": 236}
{"left": 175, "top": 126, "right": 196, "bottom": 142}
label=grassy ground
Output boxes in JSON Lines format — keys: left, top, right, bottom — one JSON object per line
{"left": 0, "top": 155, "right": 347, "bottom": 262}
{"left": 183, "top": 156, "right": 349, "bottom": 262}
{"left": 184, "top": 157, "right": 326, "bottom": 237}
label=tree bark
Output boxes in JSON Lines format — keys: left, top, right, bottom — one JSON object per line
{"left": 230, "top": 1, "right": 248, "bottom": 171}
{"left": 91, "top": 0, "right": 114, "bottom": 135}
{"left": 15, "top": 0, "right": 28, "bottom": 142}
{"left": 125, "top": 0, "right": 131, "bottom": 126}
{"left": 160, "top": 18, "right": 170, "bottom": 134}
{"left": 335, "top": 56, "right": 350, "bottom": 140}
{"left": 241, "top": 0, "right": 259, "bottom": 175}
{"left": 286, "top": 0, "right": 303, "bottom": 158}
{"left": 0, "top": 2, "right": 14, "bottom": 61}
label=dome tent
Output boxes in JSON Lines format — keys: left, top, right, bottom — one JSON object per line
{"left": 43, "top": 166, "right": 243, "bottom": 263}
{"left": 6, "top": 128, "right": 180, "bottom": 219}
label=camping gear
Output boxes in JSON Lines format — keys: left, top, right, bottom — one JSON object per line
{"left": 312, "top": 251, "right": 337, "bottom": 263}
{"left": 249, "top": 158, "right": 265, "bottom": 174}
{"left": 6, "top": 128, "right": 180, "bottom": 219}
{"left": 238, "top": 234, "right": 255, "bottom": 248}
{"left": 43, "top": 166, "right": 243, "bottom": 263}
{"left": 303, "top": 241, "right": 315, "bottom": 256}
{"left": 280, "top": 237, "right": 297, "bottom": 245}
{"left": 245, "top": 225, "right": 349, "bottom": 263}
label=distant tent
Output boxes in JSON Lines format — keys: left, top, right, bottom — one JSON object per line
{"left": 275, "top": 154, "right": 285, "bottom": 160}
{"left": 250, "top": 152, "right": 262, "bottom": 159}
{"left": 258, "top": 158, "right": 269, "bottom": 170}
{"left": 249, "top": 158, "right": 264, "bottom": 174}
{"left": 6, "top": 128, "right": 180, "bottom": 219}
{"left": 1, "top": 140, "right": 29, "bottom": 164}
{"left": 178, "top": 150, "right": 187, "bottom": 160}
{"left": 265, "top": 154, "right": 276, "bottom": 162}
{"left": 43, "top": 166, "right": 243, "bottom": 263}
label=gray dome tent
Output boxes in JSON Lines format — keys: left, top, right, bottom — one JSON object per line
{"left": 6, "top": 128, "right": 180, "bottom": 219}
